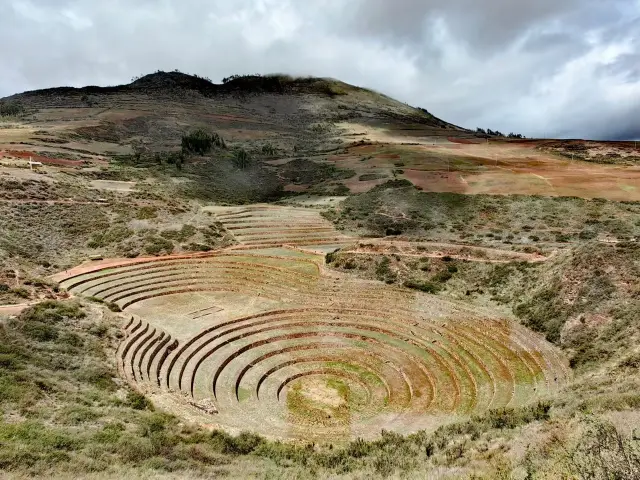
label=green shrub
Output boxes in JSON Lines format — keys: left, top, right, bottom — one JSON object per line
{"left": 0, "top": 353, "right": 22, "bottom": 370}
{"left": 619, "top": 352, "right": 640, "bottom": 369}
{"left": 404, "top": 279, "right": 441, "bottom": 294}
{"left": 23, "top": 323, "right": 59, "bottom": 342}
{"left": 333, "top": 184, "right": 350, "bottom": 196}
{"left": 77, "top": 366, "right": 115, "bottom": 391}
{"left": 0, "top": 102, "right": 25, "bottom": 117}
{"left": 208, "top": 430, "right": 263, "bottom": 455}
{"left": 261, "top": 143, "right": 277, "bottom": 156}
{"left": 233, "top": 149, "right": 251, "bottom": 169}
{"left": 92, "top": 423, "right": 125, "bottom": 444}
{"left": 326, "top": 249, "right": 340, "bottom": 264}
{"left": 19, "top": 301, "right": 85, "bottom": 324}
{"left": 375, "top": 257, "right": 397, "bottom": 283}
{"left": 107, "top": 301, "right": 122, "bottom": 312}
{"left": 10, "top": 287, "right": 29, "bottom": 299}
{"left": 56, "top": 406, "right": 100, "bottom": 425}
{"left": 117, "top": 436, "right": 155, "bottom": 462}
{"left": 345, "top": 438, "right": 371, "bottom": 458}
{"left": 160, "top": 224, "right": 196, "bottom": 242}
{"left": 88, "top": 225, "right": 134, "bottom": 248}
{"left": 358, "top": 173, "right": 387, "bottom": 181}
{"left": 144, "top": 236, "right": 174, "bottom": 255}
{"left": 181, "top": 130, "right": 225, "bottom": 155}
{"left": 562, "top": 419, "right": 640, "bottom": 480}
{"left": 187, "top": 243, "right": 212, "bottom": 252}
{"left": 514, "top": 284, "right": 567, "bottom": 343}
{"left": 432, "top": 270, "right": 453, "bottom": 283}
{"left": 0, "top": 421, "right": 80, "bottom": 451}
{"left": 136, "top": 206, "right": 157, "bottom": 219}
{"left": 125, "top": 391, "right": 154, "bottom": 411}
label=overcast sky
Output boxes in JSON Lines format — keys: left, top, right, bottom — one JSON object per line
{"left": 2, "top": 0, "right": 639, "bottom": 139}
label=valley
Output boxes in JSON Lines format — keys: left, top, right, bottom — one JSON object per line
{"left": 0, "top": 72, "right": 638, "bottom": 479}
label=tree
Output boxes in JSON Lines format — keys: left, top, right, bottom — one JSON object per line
{"left": 130, "top": 139, "right": 149, "bottom": 163}
{"left": 0, "top": 102, "right": 25, "bottom": 117}
{"left": 233, "top": 149, "right": 251, "bottom": 169}
{"left": 181, "top": 130, "right": 225, "bottom": 155}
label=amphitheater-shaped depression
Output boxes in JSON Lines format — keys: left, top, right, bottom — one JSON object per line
{"left": 56, "top": 231, "right": 570, "bottom": 441}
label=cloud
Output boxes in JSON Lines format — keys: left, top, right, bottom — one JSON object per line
{"left": 0, "top": 0, "right": 639, "bottom": 139}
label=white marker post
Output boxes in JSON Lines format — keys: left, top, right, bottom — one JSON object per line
{"left": 29, "top": 157, "right": 43, "bottom": 171}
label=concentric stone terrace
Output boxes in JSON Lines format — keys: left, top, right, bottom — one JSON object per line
{"left": 204, "top": 204, "right": 352, "bottom": 250}
{"left": 57, "top": 248, "right": 569, "bottom": 440}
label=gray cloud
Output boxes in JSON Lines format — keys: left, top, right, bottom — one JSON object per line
{"left": 1, "top": 0, "right": 639, "bottom": 139}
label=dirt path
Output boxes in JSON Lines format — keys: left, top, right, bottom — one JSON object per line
{"left": 0, "top": 303, "right": 32, "bottom": 316}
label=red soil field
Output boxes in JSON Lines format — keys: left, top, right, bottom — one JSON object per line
{"left": 0, "top": 150, "right": 85, "bottom": 167}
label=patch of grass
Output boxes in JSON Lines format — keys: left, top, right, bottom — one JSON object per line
{"left": 160, "top": 224, "right": 196, "bottom": 242}
{"left": 86, "top": 296, "right": 122, "bottom": 312}
{"left": 125, "top": 391, "right": 155, "bottom": 411}
{"left": 144, "top": 236, "right": 174, "bottom": 255}
{"left": 88, "top": 225, "right": 134, "bottom": 248}
{"left": 277, "top": 158, "right": 355, "bottom": 185}
{"left": 404, "top": 279, "right": 441, "bottom": 294}
{"left": 374, "top": 256, "right": 397, "bottom": 283}
{"left": 136, "top": 206, "right": 158, "bottom": 220}
{"left": 358, "top": 173, "right": 387, "bottom": 181}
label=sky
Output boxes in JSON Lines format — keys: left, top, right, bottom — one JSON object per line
{"left": 1, "top": 0, "right": 639, "bottom": 139}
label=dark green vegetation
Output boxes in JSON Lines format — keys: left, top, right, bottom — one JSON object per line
{"left": 0, "top": 101, "right": 25, "bottom": 117}
{"left": 475, "top": 127, "right": 526, "bottom": 138}
{"left": 176, "top": 154, "right": 282, "bottom": 203}
{"left": 2, "top": 301, "right": 637, "bottom": 478}
{"left": 181, "top": 129, "right": 226, "bottom": 155}
{"left": 457, "top": 242, "right": 640, "bottom": 370}
{"left": 277, "top": 158, "right": 355, "bottom": 185}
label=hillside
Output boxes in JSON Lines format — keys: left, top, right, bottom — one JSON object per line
{"left": 2, "top": 71, "right": 638, "bottom": 205}
{"left": 0, "top": 71, "right": 639, "bottom": 479}
{"left": 1, "top": 71, "right": 462, "bottom": 154}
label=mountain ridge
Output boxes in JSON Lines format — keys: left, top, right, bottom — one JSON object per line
{"left": 1, "top": 70, "right": 465, "bottom": 132}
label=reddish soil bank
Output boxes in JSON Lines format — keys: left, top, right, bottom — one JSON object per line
{"left": 1, "top": 150, "right": 84, "bottom": 166}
